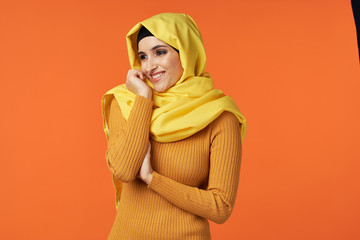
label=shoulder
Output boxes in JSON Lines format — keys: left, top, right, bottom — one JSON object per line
{"left": 110, "top": 96, "right": 120, "bottom": 109}
{"left": 210, "top": 111, "right": 242, "bottom": 140}
{"left": 107, "top": 96, "right": 122, "bottom": 122}
{"left": 102, "top": 84, "right": 129, "bottom": 111}
{"left": 212, "top": 111, "right": 240, "bottom": 128}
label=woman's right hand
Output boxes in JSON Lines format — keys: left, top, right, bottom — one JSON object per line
{"left": 126, "top": 69, "right": 152, "bottom": 99}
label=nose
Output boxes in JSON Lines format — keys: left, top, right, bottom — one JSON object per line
{"left": 142, "top": 56, "right": 157, "bottom": 74}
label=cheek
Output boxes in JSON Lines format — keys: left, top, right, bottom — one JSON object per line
{"left": 175, "top": 62, "right": 184, "bottom": 79}
{"left": 168, "top": 57, "right": 183, "bottom": 77}
{"left": 140, "top": 62, "right": 146, "bottom": 72}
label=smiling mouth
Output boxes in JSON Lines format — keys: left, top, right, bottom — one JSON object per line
{"left": 151, "top": 71, "right": 165, "bottom": 83}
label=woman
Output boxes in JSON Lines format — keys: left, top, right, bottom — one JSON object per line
{"left": 101, "top": 13, "right": 246, "bottom": 239}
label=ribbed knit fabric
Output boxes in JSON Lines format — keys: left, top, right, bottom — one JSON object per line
{"left": 105, "top": 95, "right": 242, "bottom": 240}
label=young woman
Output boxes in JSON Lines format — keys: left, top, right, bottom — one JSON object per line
{"left": 101, "top": 13, "right": 247, "bottom": 239}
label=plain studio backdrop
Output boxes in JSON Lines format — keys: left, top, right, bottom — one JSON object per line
{"left": 0, "top": 0, "right": 359, "bottom": 239}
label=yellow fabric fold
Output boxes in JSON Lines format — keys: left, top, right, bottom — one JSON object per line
{"left": 101, "top": 12, "right": 247, "bottom": 144}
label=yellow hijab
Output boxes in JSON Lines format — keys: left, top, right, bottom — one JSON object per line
{"left": 101, "top": 13, "right": 246, "bottom": 144}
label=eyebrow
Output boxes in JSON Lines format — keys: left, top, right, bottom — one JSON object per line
{"left": 138, "top": 45, "right": 168, "bottom": 55}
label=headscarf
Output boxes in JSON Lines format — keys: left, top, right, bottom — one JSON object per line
{"left": 101, "top": 13, "right": 247, "bottom": 144}
{"left": 137, "top": 26, "right": 179, "bottom": 53}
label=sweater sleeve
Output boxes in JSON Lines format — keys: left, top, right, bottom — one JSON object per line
{"left": 105, "top": 95, "right": 153, "bottom": 182}
{"left": 147, "top": 112, "right": 243, "bottom": 224}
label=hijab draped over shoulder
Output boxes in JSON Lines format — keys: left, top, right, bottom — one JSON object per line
{"left": 101, "top": 13, "right": 247, "bottom": 143}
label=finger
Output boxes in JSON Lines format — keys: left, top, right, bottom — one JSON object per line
{"left": 135, "top": 70, "right": 144, "bottom": 80}
{"left": 127, "top": 69, "right": 135, "bottom": 78}
{"left": 140, "top": 70, "right": 147, "bottom": 80}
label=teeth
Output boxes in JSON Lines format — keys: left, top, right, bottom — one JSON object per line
{"left": 152, "top": 72, "right": 164, "bottom": 79}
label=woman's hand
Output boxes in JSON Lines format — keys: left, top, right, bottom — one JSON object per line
{"left": 137, "top": 141, "right": 153, "bottom": 185}
{"left": 126, "top": 69, "right": 152, "bottom": 99}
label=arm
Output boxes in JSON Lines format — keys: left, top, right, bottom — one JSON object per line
{"left": 147, "top": 112, "right": 243, "bottom": 224}
{"left": 105, "top": 95, "right": 153, "bottom": 182}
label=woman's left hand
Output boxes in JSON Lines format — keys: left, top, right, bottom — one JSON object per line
{"left": 137, "top": 141, "right": 153, "bottom": 185}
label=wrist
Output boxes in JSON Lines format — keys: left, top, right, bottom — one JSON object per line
{"left": 145, "top": 171, "right": 153, "bottom": 185}
{"left": 139, "top": 89, "right": 152, "bottom": 99}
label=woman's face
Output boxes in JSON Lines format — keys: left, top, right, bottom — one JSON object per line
{"left": 138, "top": 36, "right": 183, "bottom": 92}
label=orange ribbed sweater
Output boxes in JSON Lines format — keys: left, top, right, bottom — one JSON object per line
{"left": 105, "top": 95, "right": 242, "bottom": 239}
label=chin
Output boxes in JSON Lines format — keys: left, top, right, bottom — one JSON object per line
{"left": 154, "top": 87, "right": 166, "bottom": 93}
{"left": 154, "top": 84, "right": 169, "bottom": 93}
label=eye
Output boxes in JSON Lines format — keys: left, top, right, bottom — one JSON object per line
{"left": 139, "top": 54, "right": 147, "bottom": 61}
{"left": 156, "top": 50, "right": 167, "bottom": 56}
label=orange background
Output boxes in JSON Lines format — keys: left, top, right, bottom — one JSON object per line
{"left": 1, "top": 0, "right": 359, "bottom": 239}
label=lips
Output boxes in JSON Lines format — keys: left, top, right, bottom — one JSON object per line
{"left": 150, "top": 71, "right": 165, "bottom": 83}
